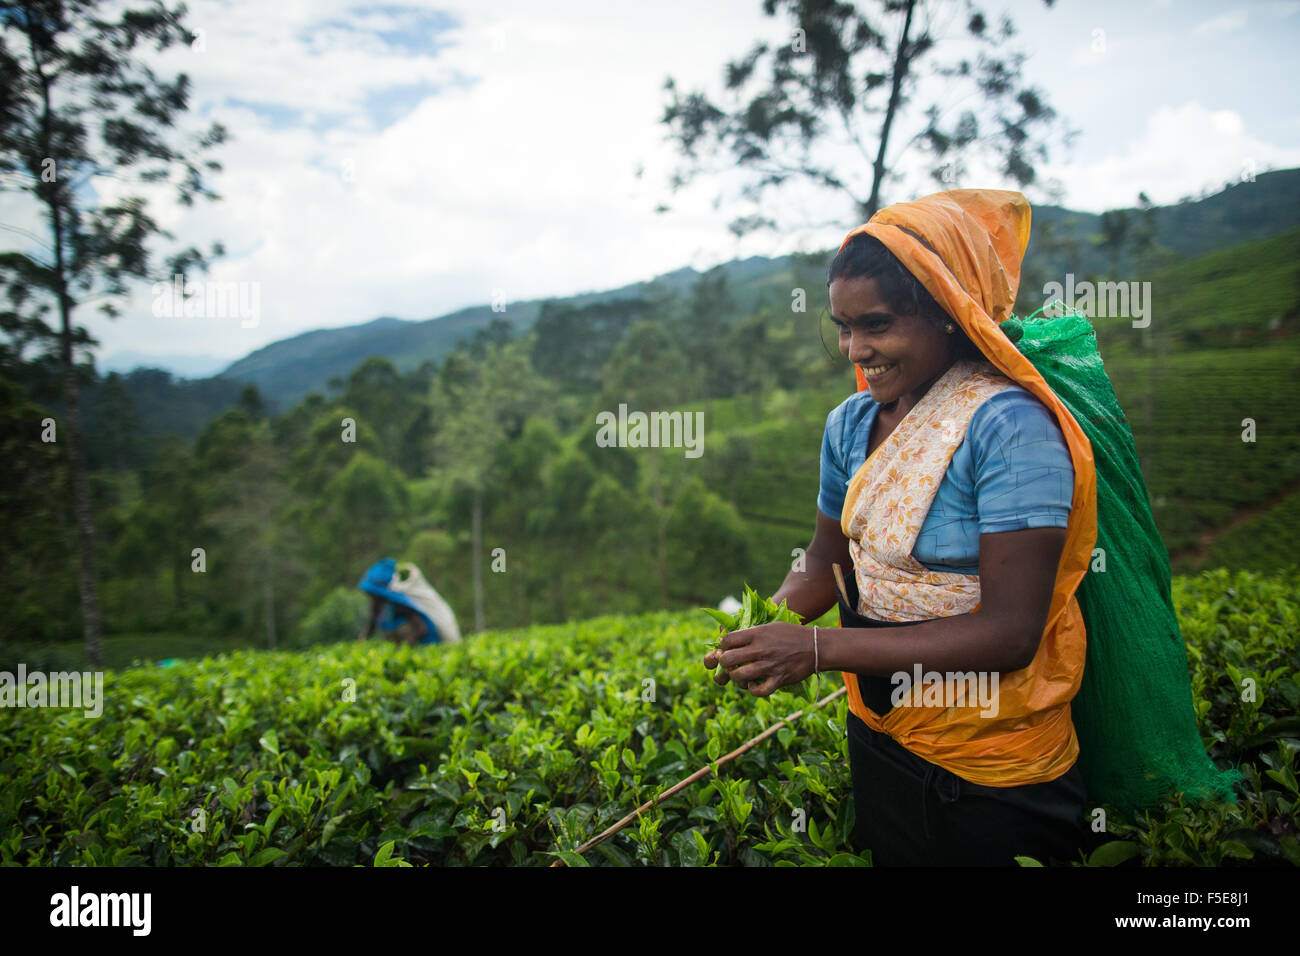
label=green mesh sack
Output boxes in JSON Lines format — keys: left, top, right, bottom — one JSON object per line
{"left": 1001, "top": 305, "right": 1243, "bottom": 814}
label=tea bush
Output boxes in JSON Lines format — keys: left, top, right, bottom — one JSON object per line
{"left": 293, "top": 586, "right": 370, "bottom": 649}
{"left": 0, "top": 569, "right": 1294, "bottom": 866}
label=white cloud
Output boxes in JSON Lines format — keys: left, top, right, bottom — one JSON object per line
{"left": 1191, "top": 11, "right": 1248, "bottom": 36}
{"left": 1, "top": 0, "right": 1295, "bottom": 369}
{"left": 1261, "top": 1, "right": 1300, "bottom": 17}
{"left": 1044, "top": 101, "right": 1300, "bottom": 211}
{"left": 61, "top": 0, "right": 791, "bottom": 362}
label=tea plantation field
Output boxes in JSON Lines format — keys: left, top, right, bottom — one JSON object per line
{"left": 1, "top": 568, "right": 1296, "bottom": 866}
{"left": 663, "top": 338, "right": 1300, "bottom": 593}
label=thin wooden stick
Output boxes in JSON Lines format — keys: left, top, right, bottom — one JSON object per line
{"left": 831, "top": 562, "right": 850, "bottom": 606}
{"left": 550, "top": 684, "right": 848, "bottom": 866}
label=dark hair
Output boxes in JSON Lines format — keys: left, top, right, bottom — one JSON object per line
{"left": 826, "top": 233, "right": 982, "bottom": 362}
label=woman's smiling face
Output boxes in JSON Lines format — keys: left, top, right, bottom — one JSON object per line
{"left": 828, "top": 274, "right": 958, "bottom": 410}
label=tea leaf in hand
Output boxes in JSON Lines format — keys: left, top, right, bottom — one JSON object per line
{"left": 700, "top": 584, "right": 806, "bottom": 683}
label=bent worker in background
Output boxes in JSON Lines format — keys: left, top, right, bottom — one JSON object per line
{"left": 357, "top": 559, "right": 462, "bottom": 646}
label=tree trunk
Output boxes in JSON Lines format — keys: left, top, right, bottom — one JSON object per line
{"left": 173, "top": 555, "right": 185, "bottom": 607}
{"left": 648, "top": 454, "right": 668, "bottom": 609}
{"left": 61, "top": 341, "right": 103, "bottom": 667}
{"left": 867, "top": 0, "right": 917, "bottom": 218}
{"left": 53, "top": 233, "right": 104, "bottom": 669}
{"left": 553, "top": 555, "right": 569, "bottom": 622}
{"left": 264, "top": 571, "right": 276, "bottom": 650}
{"left": 472, "top": 487, "right": 485, "bottom": 633}
{"left": 30, "top": 7, "right": 102, "bottom": 667}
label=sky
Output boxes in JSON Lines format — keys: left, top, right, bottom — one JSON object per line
{"left": 3, "top": 0, "right": 1299, "bottom": 373}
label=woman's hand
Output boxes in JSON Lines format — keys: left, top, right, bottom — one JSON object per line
{"left": 702, "top": 622, "right": 815, "bottom": 698}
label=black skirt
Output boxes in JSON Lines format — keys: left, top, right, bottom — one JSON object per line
{"left": 835, "top": 571, "right": 1093, "bottom": 866}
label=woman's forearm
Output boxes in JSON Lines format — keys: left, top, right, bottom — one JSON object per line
{"left": 818, "top": 611, "right": 1035, "bottom": 677}
{"left": 770, "top": 549, "right": 838, "bottom": 623}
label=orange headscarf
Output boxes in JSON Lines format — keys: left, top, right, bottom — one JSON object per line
{"left": 836, "top": 189, "right": 1098, "bottom": 785}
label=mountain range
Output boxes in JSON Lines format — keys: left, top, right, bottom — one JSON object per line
{"left": 98, "top": 168, "right": 1300, "bottom": 423}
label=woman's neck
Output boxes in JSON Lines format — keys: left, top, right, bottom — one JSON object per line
{"left": 889, "top": 358, "right": 961, "bottom": 419}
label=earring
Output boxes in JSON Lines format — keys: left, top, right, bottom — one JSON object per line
{"left": 945, "top": 323, "right": 955, "bottom": 333}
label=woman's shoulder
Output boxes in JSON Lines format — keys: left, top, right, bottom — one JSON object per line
{"left": 957, "top": 360, "right": 1058, "bottom": 432}
{"left": 830, "top": 388, "right": 877, "bottom": 414}
{"left": 824, "top": 389, "right": 877, "bottom": 435}
{"left": 971, "top": 382, "right": 1061, "bottom": 432}
{"left": 966, "top": 382, "right": 1073, "bottom": 472}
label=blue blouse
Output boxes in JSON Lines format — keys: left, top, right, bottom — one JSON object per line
{"left": 818, "top": 386, "right": 1074, "bottom": 574}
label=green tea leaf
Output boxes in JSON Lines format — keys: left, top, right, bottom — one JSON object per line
{"left": 700, "top": 608, "right": 736, "bottom": 629}
{"left": 1086, "top": 840, "right": 1141, "bottom": 867}
{"left": 1218, "top": 840, "right": 1254, "bottom": 860}
{"left": 249, "top": 847, "right": 286, "bottom": 866}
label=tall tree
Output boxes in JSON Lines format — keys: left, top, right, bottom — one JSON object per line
{"left": 136, "top": 435, "right": 203, "bottom": 613}
{"left": 310, "top": 451, "right": 407, "bottom": 615}
{"left": 0, "top": 370, "right": 74, "bottom": 645}
{"left": 1095, "top": 208, "right": 1130, "bottom": 278}
{"left": 205, "top": 414, "right": 295, "bottom": 650}
{"left": 430, "top": 340, "right": 555, "bottom": 632}
{"left": 0, "top": 1, "right": 226, "bottom": 664}
{"left": 669, "top": 267, "right": 742, "bottom": 402}
{"left": 666, "top": 477, "right": 752, "bottom": 605}
{"left": 733, "top": 305, "right": 799, "bottom": 415}
{"left": 530, "top": 297, "right": 651, "bottom": 393}
{"left": 599, "top": 319, "right": 691, "bottom": 608}
{"left": 660, "top": 0, "right": 1070, "bottom": 237}
{"left": 341, "top": 357, "right": 411, "bottom": 466}
{"left": 466, "top": 315, "right": 514, "bottom": 361}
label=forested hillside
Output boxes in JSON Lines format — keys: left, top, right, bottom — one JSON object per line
{"left": 68, "top": 169, "right": 1300, "bottom": 433}
{"left": 3, "top": 209, "right": 1298, "bottom": 664}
